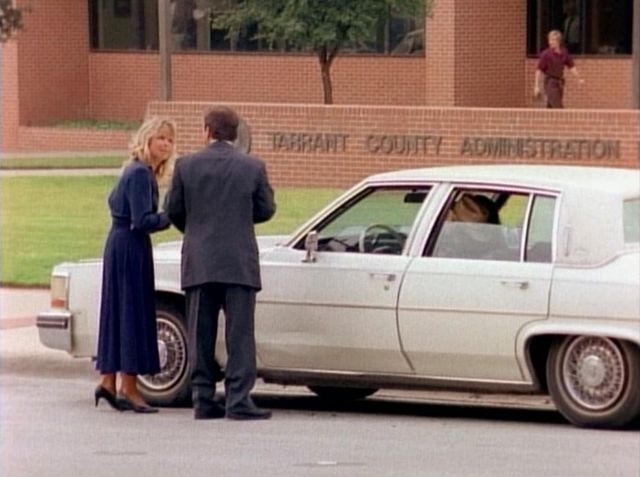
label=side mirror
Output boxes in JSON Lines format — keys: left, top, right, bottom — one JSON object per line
{"left": 302, "top": 231, "right": 318, "bottom": 263}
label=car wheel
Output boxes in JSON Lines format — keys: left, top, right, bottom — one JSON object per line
{"left": 547, "top": 336, "right": 640, "bottom": 428}
{"left": 138, "top": 301, "right": 191, "bottom": 406}
{"left": 308, "top": 386, "right": 378, "bottom": 401}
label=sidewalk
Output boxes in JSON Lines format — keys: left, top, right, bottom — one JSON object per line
{"left": 0, "top": 149, "right": 124, "bottom": 176}
{"left": 0, "top": 168, "right": 120, "bottom": 177}
{"left": 0, "top": 288, "right": 50, "bottom": 329}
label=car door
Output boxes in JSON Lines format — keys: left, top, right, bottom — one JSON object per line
{"left": 256, "top": 185, "right": 430, "bottom": 374}
{"left": 398, "top": 186, "right": 558, "bottom": 382}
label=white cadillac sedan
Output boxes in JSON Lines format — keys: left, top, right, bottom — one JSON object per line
{"left": 37, "top": 165, "right": 640, "bottom": 428}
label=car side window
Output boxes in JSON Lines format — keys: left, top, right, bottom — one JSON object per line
{"left": 295, "top": 187, "right": 430, "bottom": 254}
{"left": 525, "top": 195, "right": 556, "bottom": 263}
{"left": 623, "top": 198, "right": 640, "bottom": 244}
{"left": 427, "top": 189, "right": 528, "bottom": 261}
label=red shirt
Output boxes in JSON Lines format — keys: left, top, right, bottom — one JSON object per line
{"left": 537, "top": 47, "right": 574, "bottom": 79}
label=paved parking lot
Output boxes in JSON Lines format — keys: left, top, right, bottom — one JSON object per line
{"left": 0, "top": 288, "right": 50, "bottom": 329}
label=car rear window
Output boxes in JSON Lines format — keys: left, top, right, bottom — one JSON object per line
{"left": 623, "top": 198, "right": 640, "bottom": 243}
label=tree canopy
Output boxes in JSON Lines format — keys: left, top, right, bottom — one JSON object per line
{"left": 211, "top": 0, "right": 432, "bottom": 104}
{"left": 0, "top": 0, "right": 23, "bottom": 43}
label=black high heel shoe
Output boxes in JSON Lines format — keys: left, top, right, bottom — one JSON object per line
{"left": 117, "top": 394, "right": 159, "bottom": 414}
{"left": 94, "top": 385, "right": 121, "bottom": 411}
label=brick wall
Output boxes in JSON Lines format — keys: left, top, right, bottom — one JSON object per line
{"left": 15, "top": 126, "right": 129, "bottom": 153}
{"left": 453, "top": 0, "right": 526, "bottom": 107}
{"left": 147, "top": 101, "right": 639, "bottom": 187}
{"left": 86, "top": 52, "right": 427, "bottom": 122}
{"left": 16, "top": 0, "right": 90, "bottom": 126}
{"left": 423, "top": 0, "right": 455, "bottom": 105}
{"left": 525, "top": 58, "right": 633, "bottom": 109}
{"left": 3, "top": 0, "right": 636, "bottom": 154}
{"left": 172, "top": 54, "right": 426, "bottom": 107}
{"left": 425, "top": 0, "right": 526, "bottom": 107}
{"left": 88, "top": 52, "right": 158, "bottom": 121}
{"left": 0, "top": 41, "right": 19, "bottom": 151}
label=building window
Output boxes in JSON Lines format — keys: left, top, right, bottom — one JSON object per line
{"left": 527, "top": 0, "right": 633, "bottom": 55}
{"left": 89, "top": 0, "right": 423, "bottom": 55}
{"left": 89, "top": 0, "right": 158, "bottom": 50}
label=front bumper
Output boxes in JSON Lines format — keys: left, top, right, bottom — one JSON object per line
{"left": 36, "top": 311, "right": 72, "bottom": 352}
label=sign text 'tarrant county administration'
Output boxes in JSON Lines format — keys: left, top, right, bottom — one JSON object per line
{"left": 269, "top": 132, "right": 621, "bottom": 160}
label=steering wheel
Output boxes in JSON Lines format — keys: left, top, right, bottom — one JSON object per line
{"left": 358, "top": 223, "right": 403, "bottom": 253}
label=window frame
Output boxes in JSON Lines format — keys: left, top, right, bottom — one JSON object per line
{"left": 423, "top": 184, "right": 560, "bottom": 264}
{"left": 526, "top": 0, "right": 633, "bottom": 57}
{"left": 87, "top": 0, "right": 425, "bottom": 56}
{"left": 292, "top": 184, "right": 433, "bottom": 256}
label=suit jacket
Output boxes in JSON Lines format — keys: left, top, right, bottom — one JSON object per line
{"left": 165, "top": 141, "right": 276, "bottom": 290}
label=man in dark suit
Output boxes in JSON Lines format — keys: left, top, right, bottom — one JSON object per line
{"left": 165, "top": 106, "right": 276, "bottom": 420}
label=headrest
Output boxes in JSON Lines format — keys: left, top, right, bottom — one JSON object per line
{"left": 448, "top": 195, "right": 490, "bottom": 223}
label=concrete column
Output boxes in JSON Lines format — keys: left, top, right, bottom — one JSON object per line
{"left": 424, "top": 0, "right": 526, "bottom": 107}
{"left": 0, "top": 41, "right": 20, "bottom": 152}
{"left": 424, "top": 0, "right": 456, "bottom": 106}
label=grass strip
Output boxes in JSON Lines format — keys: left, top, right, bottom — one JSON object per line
{"left": 52, "top": 119, "right": 141, "bottom": 130}
{"left": 0, "top": 175, "right": 341, "bottom": 286}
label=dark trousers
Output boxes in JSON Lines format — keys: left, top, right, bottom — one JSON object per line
{"left": 185, "top": 283, "right": 258, "bottom": 413}
{"left": 544, "top": 77, "right": 565, "bottom": 108}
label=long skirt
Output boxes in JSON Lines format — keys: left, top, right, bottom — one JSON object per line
{"left": 95, "top": 223, "right": 160, "bottom": 375}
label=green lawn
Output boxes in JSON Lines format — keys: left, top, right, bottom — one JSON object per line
{"left": 0, "top": 176, "right": 342, "bottom": 286}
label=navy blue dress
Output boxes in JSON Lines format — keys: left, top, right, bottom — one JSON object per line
{"left": 96, "top": 160, "right": 170, "bottom": 375}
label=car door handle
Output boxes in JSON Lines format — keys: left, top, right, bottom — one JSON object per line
{"left": 500, "top": 280, "right": 529, "bottom": 290}
{"left": 369, "top": 273, "right": 396, "bottom": 282}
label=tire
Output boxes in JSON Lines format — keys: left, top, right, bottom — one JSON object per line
{"left": 138, "top": 300, "right": 191, "bottom": 406}
{"left": 308, "top": 386, "right": 378, "bottom": 401}
{"left": 547, "top": 336, "right": 640, "bottom": 428}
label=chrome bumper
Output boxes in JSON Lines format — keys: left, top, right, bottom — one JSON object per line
{"left": 36, "top": 311, "right": 72, "bottom": 351}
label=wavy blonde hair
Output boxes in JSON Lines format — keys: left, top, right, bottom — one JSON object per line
{"left": 124, "top": 116, "right": 177, "bottom": 186}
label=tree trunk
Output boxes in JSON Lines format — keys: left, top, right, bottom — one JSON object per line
{"left": 317, "top": 46, "right": 339, "bottom": 104}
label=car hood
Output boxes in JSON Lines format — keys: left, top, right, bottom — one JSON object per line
{"left": 153, "top": 235, "right": 290, "bottom": 262}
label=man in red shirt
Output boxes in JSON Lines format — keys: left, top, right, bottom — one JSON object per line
{"left": 534, "top": 30, "right": 584, "bottom": 108}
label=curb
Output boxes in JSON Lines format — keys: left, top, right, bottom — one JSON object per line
{"left": 0, "top": 168, "right": 120, "bottom": 177}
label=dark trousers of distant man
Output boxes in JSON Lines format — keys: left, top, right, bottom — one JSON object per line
{"left": 186, "top": 282, "right": 258, "bottom": 413}
{"left": 544, "top": 76, "right": 565, "bottom": 108}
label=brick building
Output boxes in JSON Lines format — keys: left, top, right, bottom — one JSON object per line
{"left": 1, "top": 0, "right": 638, "bottom": 182}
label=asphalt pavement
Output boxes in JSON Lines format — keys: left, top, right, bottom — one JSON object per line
{"left": 0, "top": 287, "right": 50, "bottom": 329}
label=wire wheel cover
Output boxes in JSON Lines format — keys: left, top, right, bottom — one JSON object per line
{"left": 562, "top": 336, "right": 626, "bottom": 411}
{"left": 140, "top": 316, "right": 187, "bottom": 392}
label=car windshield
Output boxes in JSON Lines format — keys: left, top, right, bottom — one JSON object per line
{"left": 623, "top": 198, "right": 640, "bottom": 243}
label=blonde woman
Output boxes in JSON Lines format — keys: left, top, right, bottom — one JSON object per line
{"left": 94, "top": 117, "right": 176, "bottom": 413}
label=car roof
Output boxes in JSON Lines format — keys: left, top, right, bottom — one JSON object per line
{"left": 368, "top": 165, "right": 640, "bottom": 196}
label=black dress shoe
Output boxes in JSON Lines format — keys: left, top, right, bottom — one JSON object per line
{"left": 194, "top": 404, "right": 226, "bottom": 420}
{"left": 226, "top": 408, "right": 272, "bottom": 421}
{"left": 117, "top": 395, "right": 159, "bottom": 414}
{"left": 94, "top": 385, "right": 121, "bottom": 411}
